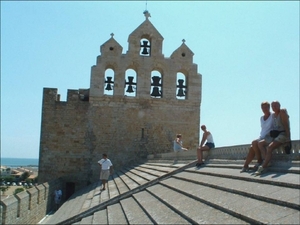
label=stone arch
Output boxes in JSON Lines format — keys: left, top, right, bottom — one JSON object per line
{"left": 124, "top": 69, "right": 137, "bottom": 97}
{"left": 176, "top": 71, "right": 187, "bottom": 100}
{"left": 150, "top": 70, "right": 163, "bottom": 98}
{"left": 104, "top": 68, "right": 115, "bottom": 95}
{"left": 140, "top": 34, "right": 151, "bottom": 56}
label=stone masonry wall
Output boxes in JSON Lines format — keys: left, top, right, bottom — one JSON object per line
{"left": 0, "top": 178, "right": 63, "bottom": 225}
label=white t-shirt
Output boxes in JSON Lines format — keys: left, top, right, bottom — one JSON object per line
{"left": 98, "top": 159, "right": 113, "bottom": 170}
{"left": 259, "top": 114, "right": 273, "bottom": 140}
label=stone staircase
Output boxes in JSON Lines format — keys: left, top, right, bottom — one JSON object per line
{"left": 39, "top": 158, "right": 300, "bottom": 225}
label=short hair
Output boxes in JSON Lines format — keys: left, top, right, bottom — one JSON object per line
{"left": 176, "top": 134, "right": 182, "bottom": 138}
{"left": 201, "top": 125, "right": 206, "bottom": 130}
{"left": 271, "top": 101, "right": 281, "bottom": 107}
{"left": 261, "top": 101, "right": 270, "bottom": 107}
{"left": 102, "top": 153, "right": 107, "bottom": 157}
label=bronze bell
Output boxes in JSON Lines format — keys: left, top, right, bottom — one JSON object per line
{"left": 141, "top": 41, "right": 149, "bottom": 55}
{"left": 151, "top": 87, "right": 161, "bottom": 97}
{"left": 126, "top": 85, "right": 134, "bottom": 93}
{"left": 141, "top": 47, "right": 148, "bottom": 55}
{"left": 177, "top": 88, "right": 185, "bottom": 97}
{"left": 105, "top": 83, "right": 112, "bottom": 91}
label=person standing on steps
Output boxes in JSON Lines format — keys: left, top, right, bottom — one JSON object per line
{"left": 196, "top": 125, "right": 215, "bottom": 167}
{"left": 98, "top": 153, "right": 113, "bottom": 191}
{"left": 54, "top": 188, "right": 62, "bottom": 211}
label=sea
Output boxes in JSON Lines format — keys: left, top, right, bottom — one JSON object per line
{"left": 0, "top": 157, "right": 39, "bottom": 168}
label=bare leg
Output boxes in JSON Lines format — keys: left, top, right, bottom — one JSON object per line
{"left": 197, "top": 148, "right": 201, "bottom": 163}
{"left": 262, "top": 141, "right": 282, "bottom": 168}
{"left": 252, "top": 140, "right": 262, "bottom": 163}
{"left": 243, "top": 146, "right": 255, "bottom": 168}
{"left": 101, "top": 179, "right": 106, "bottom": 189}
{"left": 198, "top": 146, "right": 210, "bottom": 163}
{"left": 258, "top": 140, "right": 267, "bottom": 160}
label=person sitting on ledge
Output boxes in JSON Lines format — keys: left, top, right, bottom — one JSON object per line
{"left": 196, "top": 125, "right": 215, "bottom": 167}
{"left": 241, "top": 101, "right": 273, "bottom": 172}
{"left": 255, "top": 101, "right": 291, "bottom": 176}
{"left": 173, "top": 134, "right": 188, "bottom": 152}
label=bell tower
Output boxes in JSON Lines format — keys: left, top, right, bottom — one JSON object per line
{"left": 39, "top": 11, "right": 202, "bottom": 192}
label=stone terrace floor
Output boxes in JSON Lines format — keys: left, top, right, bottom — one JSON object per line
{"left": 39, "top": 158, "right": 300, "bottom": 225}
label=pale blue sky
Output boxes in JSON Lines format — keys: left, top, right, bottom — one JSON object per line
{"left": 1, "top": 1, "right": 299, "bottom": 158}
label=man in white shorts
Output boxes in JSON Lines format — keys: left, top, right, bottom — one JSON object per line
{"left": 98, "top": 153, "right": 113, "bottom": 191}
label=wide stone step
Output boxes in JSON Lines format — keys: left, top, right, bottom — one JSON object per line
{"left": 92, "top": 210, "right": 107, "bottom": 224}
{"left": 186, "top": 165, "right": 300, "bottom": 188}
{"left": 120, "top": 197, "right": 153, "bottom": 224}
{"left": 42, "top": 162, "right": 186, "bottom": 224}
{"left": 202, "top": 160, "right": 300, "bottom": 174}
{"left": 107, "top": 203, "right": 127, "bottom": 224}
{"left": 172, "top": 171, "right": 300, "bottom": 210}
{"left": 120, "top": 168, "right": 149, "bottom": 185}
{"left": 160, "top": 177, "right": 300, "bottom": 224}
{"left": 133, "top": 190, "right": 190, "bottom": 224}
{"left": 147, "top": 184, "right": 248, "bottom": 224}
{"left": 132, "top": 166, "right": 167, "bottom": 177}
{"left": 45, "top": 181, "right": 103, "bottom": 224}
{"left": 116, "top": 171, "right": 139, "bottom": 190}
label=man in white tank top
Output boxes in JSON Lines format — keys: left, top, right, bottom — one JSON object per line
{"left": 196, "top": 125, "right": 215, "bottom": 167}
{"left": 241, "top": 102, "right": 273, "bottom": 172}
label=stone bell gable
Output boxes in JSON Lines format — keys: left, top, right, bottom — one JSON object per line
{"left": 39, "top": 12, "right": 202, "bottom": 195}
{"left": 127, "top": 17, "right": 164, "bottom": 57}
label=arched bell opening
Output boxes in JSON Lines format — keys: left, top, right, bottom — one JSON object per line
{"left": 140, "top": 38, "right": 151, "bottom": 56}
{"left": 104, "top": 69, "right": 115, "bottom": 96}
{"left": 150, "top": 70, "right": 162, "bottom": 98}
{"left": 176, "top": 72, "right": 187, "bottom": 100}
{"left": 124, "top": 69, "right": 137, "bottom": 97}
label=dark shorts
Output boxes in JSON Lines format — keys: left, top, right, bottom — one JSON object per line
{"left": 205, "top": 142, "right": 215, "bottom": 149}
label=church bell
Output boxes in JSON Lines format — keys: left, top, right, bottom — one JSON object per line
{"left": 141, "top": 41, "right": 149, "bottom": 55}
{"left": 105, "top": 84, "right": 113, "bottom": 91}
{"left": 126, "top": 85, "right": 134, "bottom": 93}
{"left": 151, "top": 87, "right": 161, "bottom": 97}
{"left": 176, "top": 88, "right": 185, "bottom": 97}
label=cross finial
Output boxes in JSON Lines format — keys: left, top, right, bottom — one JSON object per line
{"left": 182, "top": 39, "right": 186, "bottom": 43}
{"left": 110, "top": 33, "right": 114, "bottom": 38}
{"left": 143, "top": 10, "right": 151, "bottom": 20}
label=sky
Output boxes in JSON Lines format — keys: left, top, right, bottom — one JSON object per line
{"left": 1, "top": 1, "right": 299, "bottom": 159}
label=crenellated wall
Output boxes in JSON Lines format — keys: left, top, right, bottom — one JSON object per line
{"left": 0, "top": 178, "right": 63, "bottom": 225}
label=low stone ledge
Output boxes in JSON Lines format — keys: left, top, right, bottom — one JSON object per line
{"left": 147, "top": 140, "right": 300, "bottom": 163}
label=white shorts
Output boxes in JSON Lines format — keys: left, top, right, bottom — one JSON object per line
{"left": 100, "top": 170, "right": 110, "bottom": 180}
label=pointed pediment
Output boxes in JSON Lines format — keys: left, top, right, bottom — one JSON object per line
{"left": 170, "top": 42, "right": 194, "bottom": 63}
{"left": 100, "top": 35, "right": 123, "bottom": 56}
{"left": 127, "top": 19, "right": 164, "bottom": 57}
{"left": 128, "top": 19, "right": 163, "bottom": 41}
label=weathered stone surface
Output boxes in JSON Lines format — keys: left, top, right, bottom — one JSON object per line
{"left": 39, "top": 16, "right": 202, "bottom": 194}
{"left": 120, "top": 197, "right": 152, "bottom": 224}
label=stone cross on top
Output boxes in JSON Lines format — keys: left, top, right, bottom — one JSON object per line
{"left": 143, "top": 10, "right": 151, "bottom": 19}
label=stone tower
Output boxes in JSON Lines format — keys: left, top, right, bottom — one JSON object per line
{"left": 38, "top": 12, "right": 202, "bottom": 197}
